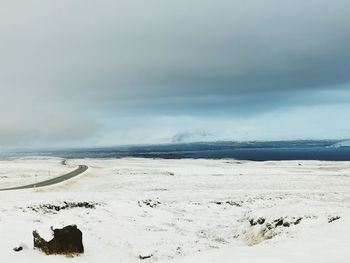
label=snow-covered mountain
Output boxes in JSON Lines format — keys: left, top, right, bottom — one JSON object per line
{"left": 329, "top": 140, "right": 350, "bottom": 148}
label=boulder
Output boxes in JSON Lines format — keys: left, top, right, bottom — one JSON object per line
{"left": 13, "top": 246, "right": 23, "bottom": 252}
{"left": 33, "top": 225, "right": 84, "bottom": 255}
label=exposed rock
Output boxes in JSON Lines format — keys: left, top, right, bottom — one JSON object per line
{"left": 244, "top": 216, "right": 305, "bottom": 245}
{"left": 27, "top": 201, "right": 99, "bottom": 214}
{"left": 13, "top": 246, "right": 23, "bottom": 252}
{"left": 249, "top": 217, "right": 266, "bottom": 226}
{"left": 328, "top": 216, "right": 340, "bottom": 223}
{"left": 249, "top": 218, "right": 257, "bottom": 226}
{"left": 283, "top": 221, "right": 290, "bottom": 227}
{"left": 139, "top": 254, "right": 153, "bottom": 260}
{"left": 250, "top": 216, "right": 303, "bottom": 230}
{"left": 226, "top": 201, "right": 242, "bottom": 207}
{"left": 138, "top": 199, "right": 161, "bottom": 208}
{"left": 294, "top": 217, "right": 303, "bottom": 225}
{"left": 274, "top": 218, "right": 284, "bottom": 227}
{"left": 33, "top": 225, "right": 84, "bottom": 255}
{"left": 257, "top": 217, "right": 265, "bottom": 225}
{"left": 213, "top": 200, "right": 242, "bottom": 207}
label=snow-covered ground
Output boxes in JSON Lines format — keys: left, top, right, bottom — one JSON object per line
{"left": 0, "top": 157, "right": 73, "bottom": 189}
{"left": 0, "top": 157, "right": 349, "bottom": 262}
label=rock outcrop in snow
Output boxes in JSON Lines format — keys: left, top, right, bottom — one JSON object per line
{"left": 33, "top": 225, "right": 84, "bottom": 255}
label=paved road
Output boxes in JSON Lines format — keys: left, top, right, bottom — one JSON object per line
{"left": 0, "top": 165, "right": 88, "bottom": 191}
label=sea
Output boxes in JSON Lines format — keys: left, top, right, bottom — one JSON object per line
{"left": 9, "top": 139, "right": 350, "bottom": 161}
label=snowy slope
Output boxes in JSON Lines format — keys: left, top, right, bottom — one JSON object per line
{"left": 330, "top": 140, "right": 350, "bottom": 148}
{"left": 0, "top": 157, "right": 74, "bottom": 189}
{"left": 0, "top": 157, "right": 349, "bottom": 262}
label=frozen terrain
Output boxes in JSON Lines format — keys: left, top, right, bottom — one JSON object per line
{"left": 0, "top": 157, "right": 349, "bottom": 262}
{"left": 0, "top": 157, "right": 73, "bottom": 189}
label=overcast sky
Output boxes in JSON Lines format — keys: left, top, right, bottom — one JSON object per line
{"left": 1, "top": 0, "right": 350, "bottom": 149}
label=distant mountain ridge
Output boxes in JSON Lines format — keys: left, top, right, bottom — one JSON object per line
{"left": 328, "top": 140, "right": 350, "bottom": 148}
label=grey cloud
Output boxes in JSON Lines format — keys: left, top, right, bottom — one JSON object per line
{"left": 171, "top": 131, "right": 214, "bottom": 143}
{"left": 0, "top": 0, "right": 350, "bottom": 147}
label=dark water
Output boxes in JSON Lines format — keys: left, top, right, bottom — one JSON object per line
{"left": 5, "top": 140, "right": 350, "bottom": 161}
{"left": 178, "top": 147, "right": 350, "bottom": 161}
{"left": 49, "top": 141, "right": 350, "bottom": 161}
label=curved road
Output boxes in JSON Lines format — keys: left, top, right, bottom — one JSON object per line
{"left": 0, "top": 165, "right": 88, "bottom": 191}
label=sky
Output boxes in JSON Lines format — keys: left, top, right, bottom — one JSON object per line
{"left": 1, "top": 0, "right": 350, "bottom": 149}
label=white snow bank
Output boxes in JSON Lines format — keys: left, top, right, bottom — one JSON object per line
{"left": 0, "top": 157, "right": 349, "bottom": 262}
{"left": 168, "top": 216, "right": 349, "bottom": 263}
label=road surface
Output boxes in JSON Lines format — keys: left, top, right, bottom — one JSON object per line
{"left": 0, "top": 165, "right": 88, "bottom": 191}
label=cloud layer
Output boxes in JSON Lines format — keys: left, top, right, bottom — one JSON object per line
{"left": 1, "top": 0, "right": 350, "bottom": 148}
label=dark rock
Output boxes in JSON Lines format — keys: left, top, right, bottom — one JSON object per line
{"left": 13, "top": 246, "right": 23, "bottom": 252}
{"left": 226, "top": 201, "right": 242, "bottom": 207}
{"left": 274, "top": 218, "right": 284, "bottom": 227}
{"left": 328, "top": 216, "right": 340, "bottom": 223}
{"left": 27, "top": 202, "right": 98, "bottom": 214}
{"left": 140, "top": 199, "right": 161, "bottom": 208}
{"left": 249, "top": 218, "right": 257, "bottom": 226}
{"left": 214, "top": 200, "right": 242, "bottom": 207}
{"left": 33, "top": 225, "right": 84, "bottom": 255}
{"left": 283, "top": 221, "right": 290, "bottom": 227}
{"left": 257, "top": 217, "right": 265, "bottom": 225}
{"left": 294, "top": 217, "right": 303, "bottom": 225}
{"left": 266, "top": 223, "right": 273, "bottom": 230}
{"left": 139, "top": 254, "right": 153, "bottom": 260}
